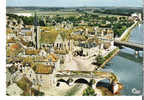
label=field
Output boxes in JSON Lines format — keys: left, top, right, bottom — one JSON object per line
{"left": 7, "top": 7, "right": 129, "bottom": 17}
{"left": 38, "top": 11, "right": 80, "bottom": 16}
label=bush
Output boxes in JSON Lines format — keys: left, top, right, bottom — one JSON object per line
{"left": 95, "top": 55, "right": 105, "bottom": 66}
{"left": 104, "top": 48, "right": 118, "bottom": 60}
{"left": 83, "top": 87, "right": 96, "bottom": 96}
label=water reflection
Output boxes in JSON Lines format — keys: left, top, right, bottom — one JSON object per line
{"left": 104, "top": 23, "right": 143, "bottom": 95}
{"left": 96, "top": 81, "right": 113, "bottom": 93}
{"left": 118, "top": 51, "right": 143, "bottom": 64}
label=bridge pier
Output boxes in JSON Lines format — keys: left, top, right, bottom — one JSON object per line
{"left": 68, "top": 78, "right": 74, "bottom": 86}
{"left": 92, "top": 83, "right": 97, "bottom": 89}
{"left": 90, "top": 79, "right": 97, "bottom": 89}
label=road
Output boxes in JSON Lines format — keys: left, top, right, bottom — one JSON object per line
{"left": 63, "top": 54, "right": 96, "bottom": 71}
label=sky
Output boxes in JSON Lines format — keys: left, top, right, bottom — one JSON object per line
{"left": 6, "top": 0, "right": 143, "bottom": 7}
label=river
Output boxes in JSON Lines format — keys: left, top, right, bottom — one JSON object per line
{"left": 103, "top": 23, "right": 143, "bottom": 96}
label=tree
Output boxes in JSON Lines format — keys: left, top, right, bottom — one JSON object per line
{"left": 95, "top": 55, "right": 105, "bottom": 66}
{"left": 83, "top": 87, "right": 96, "bottom": 96}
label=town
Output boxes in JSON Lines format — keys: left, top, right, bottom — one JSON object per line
{"left": 6, "top": 7, "right": 143, "bottom": 96}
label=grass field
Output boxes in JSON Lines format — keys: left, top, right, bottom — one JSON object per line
{"left": 7, "top": 9, "right": 81, "bottom": 17}
{"left": 85, "top": 11, "right": 128, "bottom": 17}
{"left": 38, "top": 11, "right": 80, "bottom": 16}
{"left": 7, "top": 8, "right": 124, "bottom": 17}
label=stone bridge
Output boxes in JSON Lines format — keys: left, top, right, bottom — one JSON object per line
{"left": 54, "top": 70, "right": 122, "bottom": 94}
{"left": 97, "top": 37, "right": 144, "bottom": 51}
{"left": 114, "top": 40, "right": 144, "bottom": 51}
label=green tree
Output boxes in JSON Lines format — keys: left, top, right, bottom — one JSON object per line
{"left": 83, "top": 87, "right": 96, "bottom": 96}
{"left": 95, "top": 55, "right": 105, "bottom": 66}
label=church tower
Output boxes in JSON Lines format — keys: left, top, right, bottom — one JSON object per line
{"left": 34, "top": 12, "right": 40, "bottom": 49}
{"left": 142, "top": 1, "right": 144, "bottom": 21}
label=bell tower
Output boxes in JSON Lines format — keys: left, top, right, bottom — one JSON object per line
{"left": 34, "top": 12, "right": 40, "bottom": 49}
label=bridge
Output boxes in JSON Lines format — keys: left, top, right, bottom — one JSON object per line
{"left": 55, "top": 70, "right": 122, "bottom": 94}
{"left": 114, "top": 40, "right": 144, "bottom": 51}
{"left": 97, "top": 37, "right": 144, "bottom": 51}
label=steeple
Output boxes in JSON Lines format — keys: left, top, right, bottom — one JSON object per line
{"left": 34, "top": 12, "right": 40, "bottom": 49}
{"left": 34, "top": 12, "right": 38, "bottom": 26}
{"left": 142, "top": 5, "right": 144, "bottom": 22}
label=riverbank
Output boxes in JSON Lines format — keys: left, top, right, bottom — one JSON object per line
{"left": 99, "top": 21, "right": 139, "bottom": 68}
{"left": 100, "top": 48, "right": 120, "bottom": 68}
{"left": 119, "top": 21, "right": 139, "bottom": 41}
{"left": 104, "top": 22, "right": 143, "bottom": 96}
{"left": 95, "top": 21, "right": 138, "bottom": 95}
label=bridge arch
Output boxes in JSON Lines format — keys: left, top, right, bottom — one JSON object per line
{"left": 57, "top": 79, "right": 68, "bottom": 83}
{"left": 96, "top": 79, "right": 113, "bottom": 92}
{"left": 74, "top": 78, "right": 89, "bottom": 85}
{"left": 56, "top": 79, "right": 68, "bottom": 87}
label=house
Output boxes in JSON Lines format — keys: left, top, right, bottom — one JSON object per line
{"left": 84, "top": 36, "right": 99, "bottom": 48}
{"left": 16, "top": 76, "right": 33, "bottom": 96}
{"left": 7, "top": 19, "right": 13, "bottom": 28}
{"left": 24, "top": 49, "right": 49, "bottom": 57}
{"left": 33, "top": 53, "right": 60, "bottom": 71}
{"left": 103, "top": 28, "right": 114, "bottom": 47}
{"left": 7, "top": 37, "right": 17, "bottom": 47}
{"left": 7, "top": 33, "right": 16, "bottom": 40}
{"left": 6, "top": 68, "right": 13, "bottom": 86}
{"left": 34, "top": 64, "right": 54, "bottom": 74}
{"left": 7, "top": 43, "right": 23, "bottom": 57}
{"left": 20, "top": 28, "right": 31, "bottom": 35}
{"left": 7, "top": 28, "right": 16, "bottom": 39}
{"left": 131, "top": 13, "right": 142, "bottom": 21}
{"left": 23, "top": 31, "right": 33, "bottom": 42}
{"left": 41, "top": 28, "right": 73, "bottom": 51}
{"left": 72, "top": 30, "right": 83, "bottom": 35}
{"left": 32, "top": 64, "right": 56, "bottom": 88}
{"left": 14, "top": 75, "right": 44, "bottom": 96}
{"left": 54, "top": 33, "right": 65, "bottom": 49}
{"left": 22, "top": 67, "right": 37, "bottom": 85}
{"left": 103, "top": 42, "right": 111, "bottom": 50}
{"left": 24, "top": 49, "right": 40, "bottom": 57}
{"left": 97, "top": 28, "right": 114, "bottom": 50}
{"left": 39, "top": 49, "right": 48, "bottom": 57}
{"left": 19, "top": 28, "right": 33, "bottom": 41}
{"left": 11, "top": 70, "right": 23, "bottom": 82}
{"left": 47, "top": 54, "right": 60, "bottom": 67}
{"left": 6, "top": 83, "right": 24, "bottom": 96}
